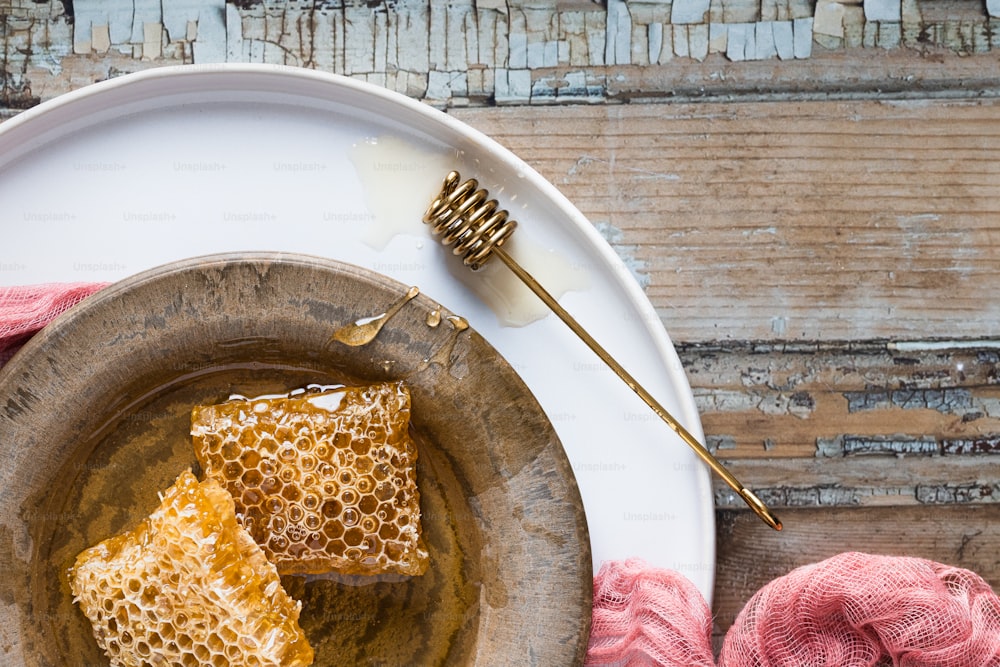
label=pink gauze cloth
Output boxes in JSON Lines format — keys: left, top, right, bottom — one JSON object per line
{"left": 0, "top": 282, "right": 109, "bottom": 366}
{"left": 587, "top": 552, "right": 1000, "bottom": 667}
{"left": 4, "top": 287, "right": 1000, "bottom": 667}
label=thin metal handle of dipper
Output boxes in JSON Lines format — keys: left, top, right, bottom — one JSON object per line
{"left": 423, "top": 170, "right": 782, "bottom": 531}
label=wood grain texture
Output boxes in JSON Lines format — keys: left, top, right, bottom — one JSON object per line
{"left": 4, "top": 2, "right": 1000, "bottom": 110}
{"left": 450, "top": 98, "right": 1000, "bottom": 644}
{"left": 451, "top": 98, "right": 1000, "bottom": 342}
{"left": 681, "top": 342, "right": 1000, "bottom": 459}
{"left": 680, "top": 340, "right": 1000, "bottom": 640}
{"left": 714, "top": 506, "right": 1000, "bottom": 637}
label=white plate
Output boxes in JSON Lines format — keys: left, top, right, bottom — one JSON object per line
{"left": 0, "top": 64, "right": 715, "bottom": 598}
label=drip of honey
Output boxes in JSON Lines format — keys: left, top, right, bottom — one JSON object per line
{"left": 326, "top": 286, "right": 471, "bottom": 377}
{"left": 422, "top": 316, "right": 471, "bottom": 375}
{"left": 330, "top": 286, "right": 420, "bottom": 347}
{"left": 446, "top": 316, "right": 469, "bottom": 332}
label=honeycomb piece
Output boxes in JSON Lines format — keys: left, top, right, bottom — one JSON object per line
{"left": 191, "top": 381, "right": 429, "bottom": 577}
{"left": 68, "top": 470, "right": 314, "bottom": 667}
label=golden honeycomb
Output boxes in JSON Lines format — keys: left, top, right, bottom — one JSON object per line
{"left": 191, "top": 381, "right": 429, "bottom": 577}
{"left": 68, "top": 469, "right": 314, "bottom": 667}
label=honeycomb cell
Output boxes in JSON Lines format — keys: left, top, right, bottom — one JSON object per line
{"left": 321, "top": 499, "right": 342, "bottom": 518}
{"left": 379, "top": 522, "right": 399, "bottom": 541}
{"left": 358, "top": 495, "right": 378, "bottom": 515}
{"left": 220, "top": 441, "right": 239, "bottom": 460}
{"left": 240, "top": 449, "right": 262, "bottom": 469}
{"left": 265, "top": 497, "right": 285, "bottom": 515}
{"left": 242, "top": 469, "right": 263, "bottom": 487}
{"left": 201, "top": 433, "right": 222, "bottom": 453}
{"left": 240, "top": 428, "right": 257, "bottom": 448}
{"left": 323, "top": 522, "right": 344, "bottom": 540}
{"left": 219, "top": 626, "right": 237, "bottom": 644}
{"left": 191, "top": 381, "right": 428, "bottom": 576}
{"left": 357, "top": 476, "right": 374, "bottom": 494}
{"left": 68, "top": 470, "right": 313, "bottom": 667}
{"left": 281, "top": 485, "right": 302, "bottom": 503}
{"left": 260, "top": 477, "right": 282, "bottom": 494}
{"left": 343, "top": 527, "right": 364, "bottom": 547}
{"left": 258, "top": 436, "right": 279, "bottom": 456}
{"left": 355, "top": 456, "right": 374, "bottom": 475}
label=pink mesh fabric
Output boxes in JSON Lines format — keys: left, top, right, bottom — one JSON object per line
{"left": 587, "top": 558, "right": 715, "bottom": 666}
{"left": 719, "top": 551, "right": 1000, "bottom": 667}
{"left": 0, "top": 282, "right": 108, "bottom": 366}
{"left": 587, "top": 553, "right": 1000, "bottom": 667}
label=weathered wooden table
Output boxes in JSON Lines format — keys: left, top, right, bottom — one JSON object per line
{"left": 4, "top": 0, "right": 999, "bottom": 647}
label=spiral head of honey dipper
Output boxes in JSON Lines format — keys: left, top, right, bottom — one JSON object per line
{"left": 423, "top": 171, "right": 518, "bottom": 269}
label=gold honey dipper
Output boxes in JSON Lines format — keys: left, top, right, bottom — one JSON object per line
{"left": 423, "top": 170, "right": 782, "bottom": 531}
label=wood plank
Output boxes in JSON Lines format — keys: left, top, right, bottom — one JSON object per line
{"left": 679, "top": 341, "right": 1000, "bottom": 458}
{"left": 713, "top": 505, "right": 1000, "bottom": 637}
{"left": 8, "top": 3, "right": 1000, "bottom": 110}
{"left": 713, "top": 453, "right": 1000, "bottom": 506}
{"left": 687, "top": 340, "right": 1000, "bottom": 641}
{"left": 450, "top": 99, "right": 1000, "bottom": 342}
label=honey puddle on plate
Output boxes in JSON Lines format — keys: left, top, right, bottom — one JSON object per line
{"left": 36, "top": 364, "right": 482, "bottom": 667}
{"left": 348, "top": 136, "right": 457, "bottom": 251}
{"left": 349, "top": 136, "right": 590, "bottom": 327}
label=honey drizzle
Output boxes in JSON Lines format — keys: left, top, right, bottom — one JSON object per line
{"left": 424, "top": 316, "right": 470, "bottom": 372}
{"left": 327, "top": 288, "right": 471, "bottom": 374}
{"left": 330, "top": 286, "right": 420, "bottom": 347}
{"left": 446, "top": 316, "right": 469, "bottom": 333}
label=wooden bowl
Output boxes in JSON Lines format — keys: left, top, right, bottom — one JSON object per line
{"left": 0, "top": 252, "right": 591, "bottom": 666}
